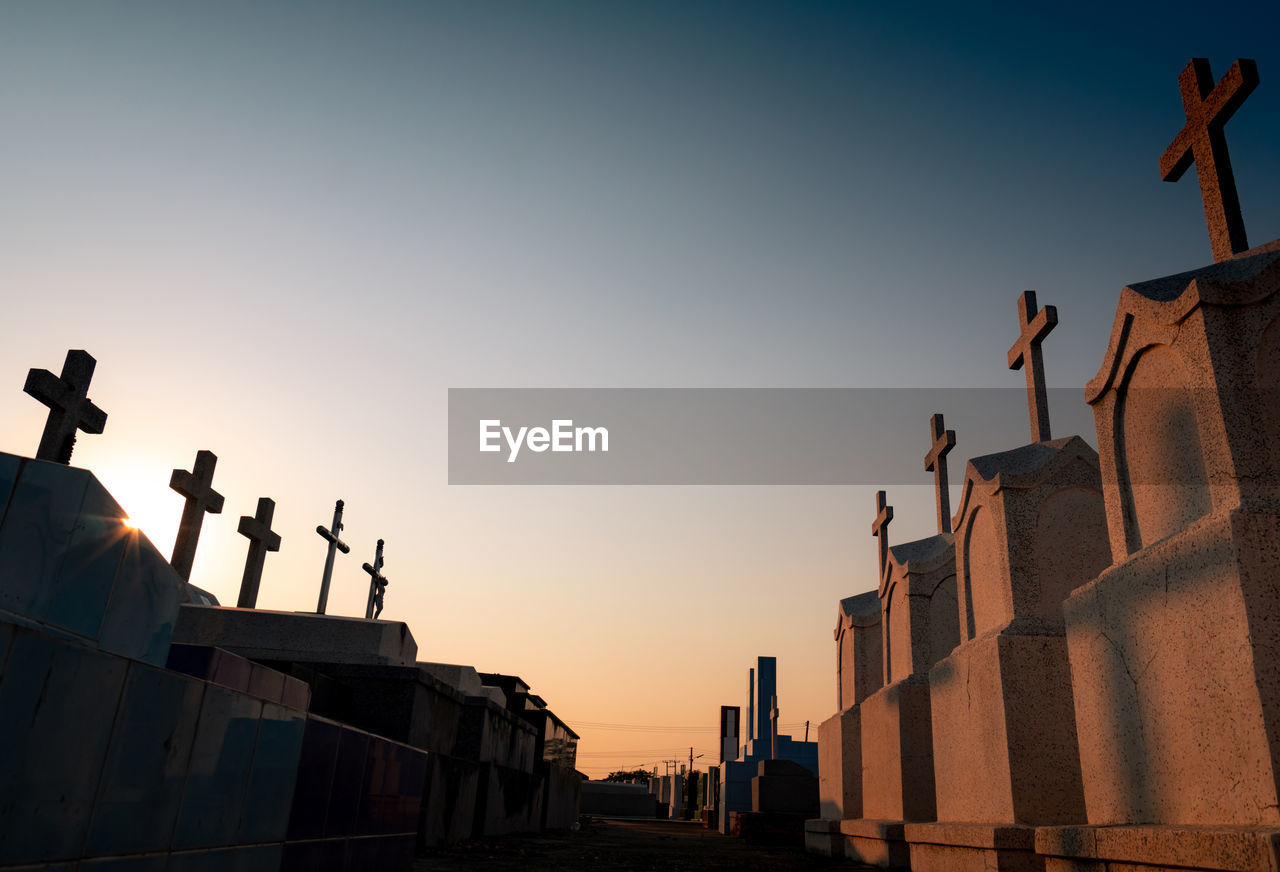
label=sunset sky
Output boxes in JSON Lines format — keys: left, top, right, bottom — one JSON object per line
{"left": 1, "top": 1, "right": 1277, "bottom": 778}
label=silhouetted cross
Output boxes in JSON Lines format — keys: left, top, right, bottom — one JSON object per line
{"left": 1160, "top": 58, "right": 1259, "bottom": 262}
{"left": 1007, "top": 291, "right": 1057, "bottom": 443}
{"left": 169, "top": 450, "right": 224, "bottom": 581}
{"left": 924, "top": 413, "right": 956, "bottom": 535}
{"left": 871, "top": 490, "right": 893, "bottom": 582}
{"left": 236, "top": 497, "right": 281, "bottom": 608}
{"left": 363, "top": 539, "right": 389, "bottom": 620}
{"left": 23, "top": 350, "right": 107, "bottom": 464}
{"left": 315, "top": 499, "right": 352, "bottom": 614}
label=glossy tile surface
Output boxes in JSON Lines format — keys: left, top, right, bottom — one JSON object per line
{"left": 172, "top": 685, "right": 262, "bottom": 849}
{"left": 287, "top": 717, "right": 341, "bottom": 840}
{"left": 86, "top": 663, "right": 205, "bottom": 855}
{"left": 99, "top": 528, "right": 183, "bottom": 666}
{"left": 0, "top": 628, "right": 127, "bottom": 864}
{"left": 0, "top": 459, "right": 89, "bottom": 628}
{"left": 45, "top": 474, "right": 130, "bottom": 641}
{"left": 240, "top": 701, "right": 307, "bottom": 844}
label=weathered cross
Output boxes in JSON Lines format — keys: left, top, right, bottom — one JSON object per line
{"left": 924, "top": 413, "right": 956, "bottom": 535}
{"left": 169, "top": 450, "right": 224, "bottom": 580}
{"left": 23, "top": 349, "right": 108, "bottom": 464}
{"left": 315, "top": 499, "right": 351, "bottom": 614}
{"left": 1160, "top": 58, "right": 1259, "bottom": 262}
{"left": 871, "top": 490, "right": 893, "bottom": 583}
{"left": 363, "top": 539, "right": 389, "bottom": 620}
{"left": 1007, "top": 290, "right": 1058, "bottom": 443}
{"left": 769, "top": 695, "right": 780, "bottom": 761}
{"left": 236, "top": 497, "right": 281, "bottom": 609}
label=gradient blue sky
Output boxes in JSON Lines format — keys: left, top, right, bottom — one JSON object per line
{"left": 0, "top": 1, "right": 1276, "bottom": 776}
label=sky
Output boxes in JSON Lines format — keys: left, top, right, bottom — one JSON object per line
{"left": 0, "top": 1, "right": 1277, "bottom": 778}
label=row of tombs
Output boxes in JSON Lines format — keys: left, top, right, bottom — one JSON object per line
{"left": 808, "top": 240, "right": 1280, "bottom": 872}
{"left": 0, "top": 450, "right": 580, "bottom": 871}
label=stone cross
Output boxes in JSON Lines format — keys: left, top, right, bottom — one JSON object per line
{"left": 1007, "top": 290, "right": 1058, "bottom": 443}
{"left": 924, "top": 413, "right": 956, "bottom": 535}
{"left": 769, "top": 695, "right": 780, "bottom": 761}
{"left": 872, "top": 490, "right": 893, "bottom": 583}
{"left": 169, "top": 450, "right": 225, "bottom": 581}
{"left": 236, "top": 497, "right": 281, "bottom": 609}
{"left": 23, "top": 349, "right": 108, "bottom": 464}
{"left": 1160, "top": 58, "right": 1259, "bottom": 262}
{"left": 314, "top": 499, "right": 351, "bottom": 614}
{"left": 363, "top": 539, "right": 389, "bottom": 620}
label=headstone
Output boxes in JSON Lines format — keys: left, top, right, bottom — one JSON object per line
{"left": 1041, "top": 236, "right": 1280, "bottom": 868}
{"left": 817, "top": 590, "right": 882, "bottom": 822}
{"left": 235, "top": 497, "right": 281, "bottom": 609}
{"left": 23, "top": 350, "right": 107, "bottom": 464}
{"left": 751, "top": 657, "right": 777, "bottom": 755}
{"left": 719, "top": 705, "right": 740, "bottom": 763}
{"left": 362, "top": 539, "right": 389, "bottom": 620}
{"left": 1159, "top": 58, "right": 1259, "bottom": 262}
{"left": 907, "top": 292, "right": 1111, "bottom": 872}
{"left": 168, "top": 450, "right": 224, "bottom": 581}
{"left": 314, "top": 499, "right": 351, "bottom": 614}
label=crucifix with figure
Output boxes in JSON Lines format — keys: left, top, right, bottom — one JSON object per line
{"left": 315, "top": 499, "right": 351, "bottom": 614}
{"left": 363, "top": 539, "right": 389, "bottom": 620}
{"left": 1008, "top": 290, "right": 1057, "bottom": 443}
{"left": 237, "top": 497, "right": 281, "bottom": 608}
{"left": 924, "top": 413, "right": 956, "bottom": 535}
{"left": 872, "top": 490, "right": 893, "bottom": 584}
{"left": 1160, "top": 58, "right": 1259, "bottom": 262}
{"left": 169, "top": 450, "right": 224, "bottom": 581}
{"left": 23, "top": 350, "right": 107, "bottom": 464}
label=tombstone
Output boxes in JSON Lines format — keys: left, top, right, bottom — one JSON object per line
{"left": 719, "top": 657, "right": 818, "bottom": 835}
{"left": 23, "top": 350, "right": 107, "bottom": 464}
{"left": 816, "top": 591, "right": 882, "bottom": 823}
{"left": 845, "top": 437, "right": 959, "bottom": 866}
{"left": 719, "top": 705, "right": 740, "bottom": 763}
{"left": 903, "top": 294, "right": 1112, "bottom": 872}
{"left": 235, "top": 497, "right": 281, "bottom": 609}
{"left": 1038, "top": 182, "right": 1280, "bottom": 866}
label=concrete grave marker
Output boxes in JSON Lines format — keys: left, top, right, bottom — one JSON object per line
{"left": 719, "top": 705, "right": 740, "bottom": 763}
{"left": 314, "top": 499, "right": 351, "bottom": 614}
{"left": 235, "top": 497, "right": 281, "bottom": 609}
{"left": 1160, "top": 58, "right": 1259, "bottom": 262}
{"left": 169, "top": 450, "right": 224, "bottom": 581}
{"left": 362, "top": 539, "right": 389, "bottom": 620}
{"left": 23, "top": 350, "right": 107, "bottom": 464}
{"left": 908, "top": 291, "right": 1111, "bottom": 872}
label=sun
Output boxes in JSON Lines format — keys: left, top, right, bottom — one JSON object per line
{"left": 89, "top": 456, "right": 182, "bottom": 556}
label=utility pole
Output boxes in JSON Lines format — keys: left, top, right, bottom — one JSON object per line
{"left": 805, "top": 720, "right": 810, "bottom": 742}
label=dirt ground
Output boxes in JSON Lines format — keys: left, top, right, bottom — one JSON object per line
{"left": 415, "top": 818, "right": 871, "bottom": 871}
